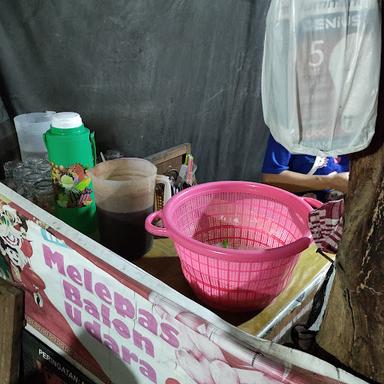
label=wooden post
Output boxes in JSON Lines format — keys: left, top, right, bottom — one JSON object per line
{"left": 0, "top": 279, "right": 24, "bottom": 384}
{"left": 317, "top": 17, "right": 384, "bottom": 382}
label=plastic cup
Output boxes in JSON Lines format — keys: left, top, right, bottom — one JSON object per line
{"left": 14, "top": 112, "right": 55, "bottom": 162}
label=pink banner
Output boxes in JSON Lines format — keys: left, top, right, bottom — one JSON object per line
{"left": 0, "top": 188, "right": 365, "bottom": 384}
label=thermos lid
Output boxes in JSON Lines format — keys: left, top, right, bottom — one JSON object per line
{"left": 51, "top": 112, "right": 83, "bottom": 129}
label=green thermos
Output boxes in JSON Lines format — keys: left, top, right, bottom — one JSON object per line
{"left": 44, "top": 112, "right": 97, "bottom": 236}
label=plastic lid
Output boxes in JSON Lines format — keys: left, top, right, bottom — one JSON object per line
{"left": 51, "top": 112, "right": 83, "bottom": 129}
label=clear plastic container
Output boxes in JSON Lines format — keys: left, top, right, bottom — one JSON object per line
{"left": 14, "top": 112, "right": 55, "bottom": 162}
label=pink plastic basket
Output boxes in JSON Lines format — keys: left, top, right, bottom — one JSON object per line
{"left": 145, "top": 181, "right": 320, "bottom": 312}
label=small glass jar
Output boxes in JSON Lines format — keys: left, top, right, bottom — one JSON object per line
{"left": 4, "top": 178, "right": 17, "bottom": 190}
{"left": 22, "top": 173, "right": 42, "bottom": 201}
{"left": 24, "top": 158, "right": 41, "bottom": 167}
{"left": 23, "top": 172, "right": 41, "bottom": 189}
{"left": 15, "top": 183, "right": 25, "bottom": 197}
{"left": 3, "top": 160, "right": 23, "bottom": 179}
{"left": 37, "top": 162, "right": 51, "bottom": 173}
{"left": 104, "top": 149, "right": 124, "bottom": 160}
{"left": 33, "top": 180, "right": 55, "bottom": 213}
{"left": 41, "top": 170, "right": 52, "bottom": 180}
{"left": 25, "top": 158, "right": 51, "bottom": 173}
{"left": 13, "top": 165, "right": 32, "bottom": 182}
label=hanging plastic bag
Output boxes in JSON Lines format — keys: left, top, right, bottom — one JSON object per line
{"left": 262, "top": 0, "right": 381, "bottom": 156}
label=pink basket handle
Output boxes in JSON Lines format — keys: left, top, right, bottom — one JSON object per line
{"left": 284, "top": 236, "right": 312, "bottom": 255}
{"left": 145, "top": 210, "right": 169, "bottom": 237}
{"left": 301, "top": 196, "right": 323, "bottom": 209}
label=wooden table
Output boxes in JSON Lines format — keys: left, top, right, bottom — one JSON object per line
{"left": 136, "top": 239, "right": 333, "bottom": 340}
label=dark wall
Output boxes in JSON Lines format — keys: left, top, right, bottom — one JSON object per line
{"left": 0, "top": 0, "right": 270, "bottom": 181}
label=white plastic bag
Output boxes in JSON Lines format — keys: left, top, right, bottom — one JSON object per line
{"left": 262, "top": 0, "right": 381, "bottom": 156}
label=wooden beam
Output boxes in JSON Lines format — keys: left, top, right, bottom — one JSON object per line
{"left": 0, "top": 279, "right": 24, "bottom": 384}
{"left": 146, "top": 143, "right": 191, "bottom": 165}
{"left": 146, "top": 143, "right": 191, "bottom": 175}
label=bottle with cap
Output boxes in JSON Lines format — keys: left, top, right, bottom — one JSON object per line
{"left": 43, "top": 112, "right": 97, "bottom": 236}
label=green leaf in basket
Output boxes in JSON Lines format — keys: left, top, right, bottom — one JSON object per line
{"left": 75, "top": 177, "right": 91, "bottom": 191}
{"left": 221, "top": 239, "right": 229, "bottom": 248}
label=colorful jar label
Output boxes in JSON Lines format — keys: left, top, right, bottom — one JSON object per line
{"left": 50, "top": 163, "right": 93, "bottom": 208}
